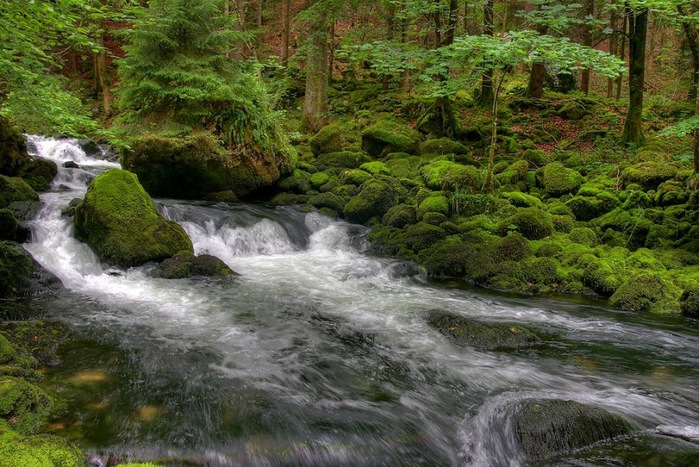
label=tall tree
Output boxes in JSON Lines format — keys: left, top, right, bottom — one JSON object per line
{"left": 301, "top": 2, "right": 331, "bottom": 132}
{"left": 476, "top": 0, "right": 495, "bottom": 107}
{"left": 621, "top": 2, "right": 648, "bottom": 146}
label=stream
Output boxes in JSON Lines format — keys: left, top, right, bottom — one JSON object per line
{"left": 10, "top": 136, "right": 699, "bottom": 465}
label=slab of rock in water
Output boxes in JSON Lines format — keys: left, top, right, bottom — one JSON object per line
{"left": 426, "top": 311, "right": 543, "bottom": 350}
{"left": 152, "top": 252, "right": 238, "bottom": 279}
{"left": 513, "top": 399, "right": 634, "bottom": 461}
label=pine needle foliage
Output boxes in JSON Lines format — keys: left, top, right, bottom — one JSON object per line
{"left": 117, "top": 0, "right": 292, "bottom": 162}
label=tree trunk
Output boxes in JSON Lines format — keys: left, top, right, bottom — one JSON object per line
{"left": 432, "top": 0, "right": 442, "bottom": 48}
{"left": 608, "top": 9, "right": 619, "bottom": 99}
{"left": 678, "top": 5, "right": 699, "bottom": 102}
{"left": 526, "top": 4, "right": 547, "bottom": 99}
{"left": 621, "top": 5, "right": 648, "bottom": 147}
{"left": 95, "top": 33, "right": 112, "bottom": 116}
{"left": 616, "top": 9, "right": 627, "bottom": 101}
{"left": 280, "top": 0, "right": 290, "bottom": 66}
{"left": 694, "top": 89, "right": 699, "bottom": 173}
{"left": 477, "top": 0, "right": 494, "bottom": 107}
{"left": 302, "top": 8, "right": 329, "bottom": 132}
{"left": 444, "top": 0, "right": 458, "bottom": 47}
{"left": 580, "top": 0, "right": 594, "bottom": 94}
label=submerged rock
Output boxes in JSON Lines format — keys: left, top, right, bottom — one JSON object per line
{"left": 0, "top": 241, "right": 62, "bottom": 299}
{"left": 74, "top": 169, "right": 193, "bottom": 268}
{"left": 513, "top": 399, "right": 634, "bottom": 461}
{"left": 426, "top": 311, "right": 543, "bottom": 351}
{"left": 152, "top": 252, "right": 238, "bottom": 279}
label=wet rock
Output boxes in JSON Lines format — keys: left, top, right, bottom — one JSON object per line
{"left": 513, "top": 399, "right": 634, "bottom": 461}
{"left": 0, "top": 241, "right": 63, "bottom": 299}
{"left": 62, "top": 161, "right": 80, "bottom": 169}
{"left": 60, "top": 198, "right": 82, "bottom": 218}
{"left": 0, "top": 209, "right": 29, "bottom": 242}
{"left": 152, "top": 252, "right": 238, "bottom": 279}
{"left": 0, "top": 175, "right": 39, "bottom": 209}
{"left": 0, "top": 420, "right": 84, "bottom": 465}
{"left": 19, "top": 157, "right": 57, "bottom": 192}
{"left": 6, "top": 200, "right": 44, "bottom": 222}
{"left": 426, "top": 311, "right": 543, "bottom": 350}
{"left": 0, "top": 377, "right": 52, "bottom": 434}
{"left": 74, "top": 169, "right": 193, "bottom": 268}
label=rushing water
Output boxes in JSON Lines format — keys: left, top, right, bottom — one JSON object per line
{"left": 12, "top": 136, "right": 699, "bottom": 465}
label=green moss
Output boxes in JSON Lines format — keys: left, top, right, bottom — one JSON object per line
{"left": 343, "top": 179, "right": 394, "bottom": 224}
{"left": 501, "top": 192, "right": 542, "bottom": 208}
{"left": 361, "top": 119, "right": 422, "bottom": 157}
{"left": 582, "top": 260, "right": 623, "bottom": 297}
{"left": 622, "top": 190, "right": 652, "bottom": 209}
{"left": 0, "top": 420, "right": 84, "bottom": 467}
{"left": 309, "top": 192, "right": 346, "bottom": 213}
{"left": 418, "top": 138, "right": 468, "bottom": 155}
{"left": 383, "top": 204, "right": 416, "bottom": 228}
{"left": 609, "top": 273, "right": 680, "bottom": 313}
{"left": 680, "top": 284, "right": 699, "bottom": 317}
{"left": 309, "top": 171, "right": 330, "bottom": 189}
{"left": 19, "top": 158, "right": 57, "bottom": 193}
{"left": 626, "top": 249, "right": 666, "bottom": 271}
{"left": 339, "top": 169, "right": 373, "bottom": 186}
{"left": 420, "top": 161, "right": 481, "bottom": 192}
{"left": 405, "top": 222, "right": 446, "bottom": 252}
{"left": 417, "top": 194, "right": 449, "bottom": 219}
{"left": 566, "top": 192, "right": 619, "bottom": 222}
{"left": 541, "top": 162, "right": 583, "bottom": 197}
{"left": 514, "top": 400, "right": 634, "bottom": 461}
{"left": 535, "top": 241, "right": 563, "bottom": 258}
{"left": 74, "top": 169, "right": 193, "bottom": 268}
{"left": 316, "top": 151, "right": 371, "bottom": 170}
{"left": 496, "top": 233, "right": 532, "bottom": 262}
{"left": 0, "top": 241, "right": 37, "bottom": 298}
{"left": 278, "top": 169, "right": 311, "bottom": 194}
{"left": 0, "top": 377, "right": 52, "bottom": 435}
{"left": 621, "top": 161, "right": 678, "bottom": 190}
{"left": 655, "top": 180, "right": 688, "bottom": 206}
{"left": 451, "top": 194, "right": 501, "bottom": 217}
{"left": 0, "top": 176, "right": 39, "bottom": 209}
{"left": 366, "top": 226, "right": 413, "bottom": 259}
{"left": 552, "top": 215, "right": 575, "bottom": 233}
{"left": 0, "top": 335, "right": 17, "bottom": 365}
{"left": 569, "top": 227, "right": 599, "bottom": 247}
{"left": 154, "top": 252, "right": 236, "bottom": 279}
{"left": 521, "top": 257, "right": 562, "bottom": 286}
{"left": 419, "top": 238, "right": 475, "bottom": 276}
{"left": 359, "top": 161, "right": 390, "bottom": 176}
{"left": 426, "top": 312, "right": 543, "bottom": 350}
{"left": 309, "top": 123, "right": 356, "bottom": 155}
{"left": 497, "top": 208, "right": 553, "bottom": 240}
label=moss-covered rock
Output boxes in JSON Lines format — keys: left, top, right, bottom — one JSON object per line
{"left": 418, "top": 238, "right": 475, "bottom": 276}
{"left": 569, "top": 227, "right": 599, "bottom": 247}
{"left": 309, "top": 171, "right": 331, "bottom": 189}
{"left": 0, "top": 241, "right": 62, "bottom": 299}
{"left": 0, "top": 420, "right": 84, "bottom": 467}
{"left": 19, "top": 158, "right": 57, "bottom": 193}
{"left": 343, "top": 179, "right": 394, "bottom": 224}
{"left": 309, "top": 192, "right": 346, "bottom": 213}
{"left": 609, "top": 273, "right": 679, "bottom": 313}
{"left": 622, "top": 161, "right": 678, "bottom": 190}
{"left": 497, "top": 208, "right": 553, "bottom": 240}
{"left": 417, "top": 194, "right": 449, "bottom": 219}
{"left": 565, "top": 191, "right": 619, "bottom": 221}
{"left": 541, "top": 162, "right": 583, "bottom": 197}
{"left": 418, "top": 138, "right": 468, "bottom": 155}
{"left": 152, "top": 252, "right": 237, "bottom": 279}
{"left": 359, "top": 161, "right": 390, "bottom": 176}
{"left": 513, "top": 399, "right": 634, "bottom": 461}
{"left": 0, "top": 209, "right": 28, "bottom": 242}
{"left": 316, "top": 151, "right": 371, "bottom": 170}
{"left": 0, "top": 377, "right": 52, "bottom": 435}
{"left": 405, "top": 222, "right": 446, "bottom": 251}
{"left": 426, "top": 311, "right": 543, "bottom": 350}
{"left": 0, "top": 116, "right": 31, "bottom": 177}
{"left": 309, "top": 123, "right": 353, "bottom": 155}
{"left": 420, "top": 161, "right": 481, "bottom": 192}
{"left": 680, "top": 285, "right": 699, "bottom": 317}
{"left": 0, "top": 176, "right": 39, "bottom": 209}
{"left": 361, "top": 119, "right": 422, "bottom": 157}
{"left": 278, "top": 169, "right": 312, "bottom": 194}
{"left": 500, "top": 192, "right": 542, "bottom": 208}
{"left": 74, "top": 169, "right": 193, "bottom": 268}
{"left": 383, "top": 204, "right": 417, "bottom": 228}
{"left": 121, "top": 132, "right": 291, "bottom": 199}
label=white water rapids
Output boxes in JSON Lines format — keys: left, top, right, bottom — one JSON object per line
{"left": 14, "top": 136, "right": 699, "bottom": 465}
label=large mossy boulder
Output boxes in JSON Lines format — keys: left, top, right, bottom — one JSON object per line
{"left": 74, "top": 169, "right": 193, "bottom": 268}
{"left": 426, "top": 311, "right": 543, "bottom": 350}
{"left": 609, "top": 273, "right": 679, "bottom": 313}
{"left": 622, "top": 161, "right": 678, "bottom": 190}
{"left": 343, "top": 179, "right": 394, "bottom": 224}
{"left": 361, "top": 119, "right": 422, "bottom": 157}
{"left": 121, "top": 133, "right": 290, "bottom": 199}
{"left": 420, "top": 161, "right": 481, "bottom": 192}
{"left": 309, "top": 123, "right": 356, "bottom": 155}
{"left": 0, "top": 116, "right": 30, "bottom": 177}
{"left": 0, "top": 377, "right": 52, "bottom": 435}
{"left": 497, "top": 207, "right": 553, "bottom": 240}
{"left": 541, "top": 162, "right": 583, "bottom": 197}
{"left": 513, "top": 399, "right": 634, "bottom": 461}
{"left": 0, "top": 176, "right": 38, "bottom": 209}
{"left": 0, "top": 241, "right": 62, "bottom": 299}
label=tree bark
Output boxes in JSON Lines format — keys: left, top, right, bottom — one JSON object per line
{"left": 280, "top": 0, "right": 290, "bottom": 66}
{"left": 444, "top": 0, "right": 458, "bottom": 47}
{"left": 621, "top": 4, "right": 648, "bottom": 147}
{"left": 526, "top": 4, "right": 547, "bottom": 99}
{"left": 678, "top": 5, "right": 699, "bottom": 103}
{"left": 477, "top": 0, "right": 494, "bottom": 107}
{"left": 608, "top": 8, "right": 619, "bottom": 99}
{"left": 302, "top": 8, "right": 329, "bottom": 132}
{"left": 95, "top": 33, "right": 112, "bottom": 116}
{"left": 580, "top": 0, "right": 594, "bottom": 94}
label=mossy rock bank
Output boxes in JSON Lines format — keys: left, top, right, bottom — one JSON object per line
{"left": 74, "top": 169, "right": 193, "bottom": 268}
{"left": 0, "top": 175, "right": 39, "bottom": 209}
{"left": 121, "top": 133, "right": 289, "bottom": 200}
{"left": 0, "top": 241, "right": 62, "bottom": 299}
{"left": 361, "top": 120, "right": 421, "bottom": 157}
{"left": 0, "top": 420, "right": 84, "bottom": 467}
{"left": 426, "top": 311, "right": 543, "bottom": 351}
{"left": 513, "top": 399, "right": 634, "bottom": 461}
